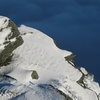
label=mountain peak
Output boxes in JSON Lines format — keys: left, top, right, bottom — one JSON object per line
{"left": 0, "top": 16, "right": 100, "bottom": 100}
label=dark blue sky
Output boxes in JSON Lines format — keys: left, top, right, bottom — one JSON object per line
{"left": 0, "top": 0, "right": 100, "bottom": 83}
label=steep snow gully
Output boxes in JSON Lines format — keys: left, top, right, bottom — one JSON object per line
{"left": 0, "top": 16, "right": 100, "bottom": 100}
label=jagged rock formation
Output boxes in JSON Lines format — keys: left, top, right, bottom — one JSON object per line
{"left": 0, "top": 16, "right": 100, "bottom": 100}
{"left": 0, "top": 16, "right": 23, "bottom": 66}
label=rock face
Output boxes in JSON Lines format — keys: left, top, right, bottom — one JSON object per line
{"left": 0, "top": 16, "right": 23, "bottom": 66}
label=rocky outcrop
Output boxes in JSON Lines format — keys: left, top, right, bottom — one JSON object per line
{"left": 0, "top": 17, "right": 23, "bottom": 66}
{"left": 31, "top": 70, "right": 39, "bottom": 79}
{"left": 65, "top": 54, "right": 76, "bottom": 67}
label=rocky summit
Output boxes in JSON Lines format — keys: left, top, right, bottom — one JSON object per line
{"left": 0, "top": 16, "right": 100, "bottom": 100}
{"left": 0, "top": 16, "right": 23, "bottom": 66}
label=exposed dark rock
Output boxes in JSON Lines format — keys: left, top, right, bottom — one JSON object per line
{"left": 0, "top": 74, "right": 16, "bottom": 80}
{"left": 77, "top": 74, "right": 85, "bottom": 87}
{"left": 0, "top": 17, "right": 23, "bottom": 66}
{"left": 65, "top": 54, "right": 76, "bottom": 67}
{"left": 31, "top": 70, "right": 39, "bottom": 79}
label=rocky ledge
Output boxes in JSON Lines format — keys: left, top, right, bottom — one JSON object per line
{"left": 0, "top": 16, "right": 23, "bottom": 66}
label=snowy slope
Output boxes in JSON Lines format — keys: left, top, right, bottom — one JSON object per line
{"left": 0, "top": 16, "right": 100, "bottom": 100}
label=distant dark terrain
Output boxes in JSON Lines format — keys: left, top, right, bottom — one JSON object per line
{"left": 0, "top": 0, "right": 100, "bottom": 82}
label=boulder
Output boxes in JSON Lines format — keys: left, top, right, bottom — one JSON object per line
{"left": 31, "top": 70, "right": 39, "bottom": 79}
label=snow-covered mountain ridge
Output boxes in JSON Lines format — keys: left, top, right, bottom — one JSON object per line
{"left": 0, "top": 16, "right": 100, "bottom": 100}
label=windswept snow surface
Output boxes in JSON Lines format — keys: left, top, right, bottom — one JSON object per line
{"left": 10, "top": 25, "right": 82, "bottom": 83}
{"left": 0, "top": 23, "right": 100, "bottom": 100}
